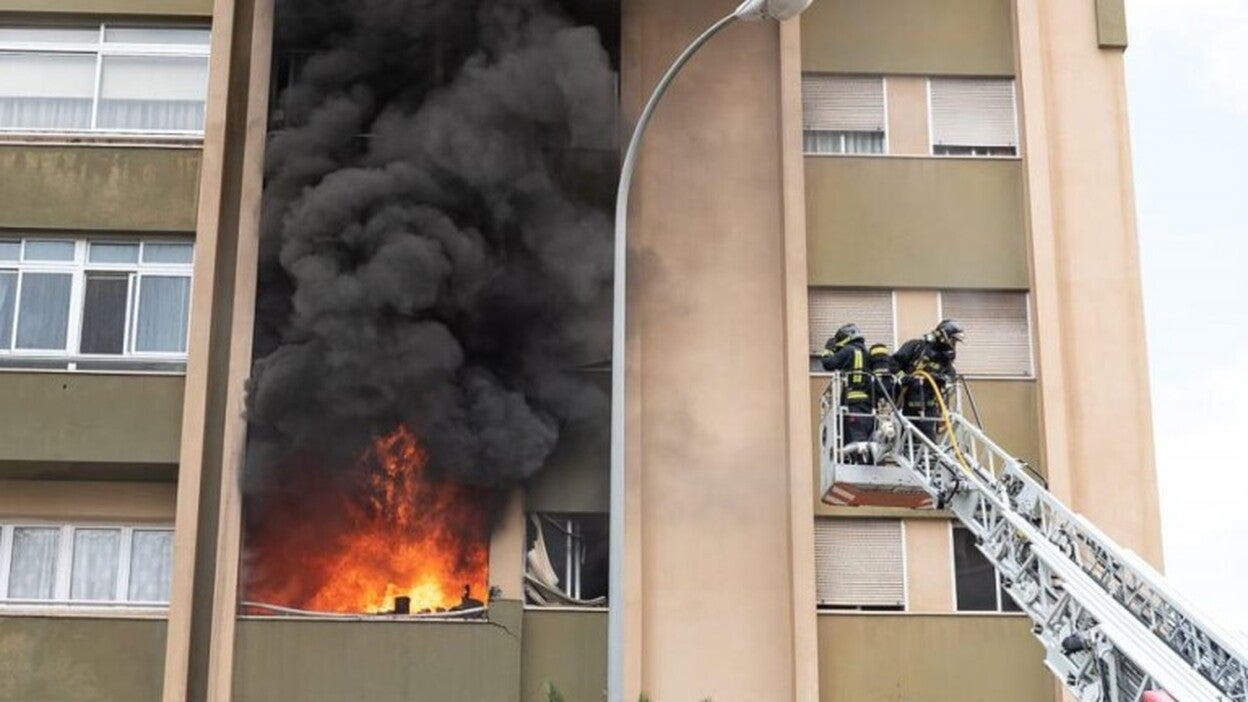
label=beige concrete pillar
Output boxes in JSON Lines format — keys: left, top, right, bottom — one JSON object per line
{"left": 1013, "top": 0, "right": 1162, "bottom": 564}
{"left": 904, "top": 519, "right": 954, "bottom": 612}
{"left": 885, "top": 77, "right": 931, "bottom": 157}
{"left": 161, "top": 0, "right": 271, "bottom": 698}
{"left": 622, "top": 1, "right": 813, "bottom": 698}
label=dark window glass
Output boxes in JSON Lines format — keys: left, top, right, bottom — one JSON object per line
{"left": 953, "top": 526, "right": 998, "bottom": 611}
{"left": 0, "top": 270, "right": 16, "bottom": 348}
{"left": 80, "top": 273, "right": 129, "bottom": 354}
{"left": 525, "top": 513, "right": 609, "bottom": 605}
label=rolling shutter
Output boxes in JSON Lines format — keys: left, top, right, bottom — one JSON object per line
{"left": 808, "top": 288, "right": 894, "bottom": 354}
{"left": 941, "top": 290, "right": 1033, "bottom": 377}
{"left": 814, "top": 518, "right": 905, "bottom": 608}
{"left": 930, "top": 78, "right": 1017, "bottom": 148}
{"left": 802, "top": 74, "right": 885, "bottom": 132}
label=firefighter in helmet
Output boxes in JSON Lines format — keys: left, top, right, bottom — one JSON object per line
{"left": 820, "top": 323, "right": 873, "bottom": 463}
{"left": 894, "top": 319, "right": 964, "bottom": 441}
{"left": 868, "top": 342, "right": 900, "bottom": 408}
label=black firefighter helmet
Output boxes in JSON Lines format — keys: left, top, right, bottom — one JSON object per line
{"left": 828, "top": 323, "right": 865, "bottom": 349}
{"left": 933, "top": 319, "right": 966, "bottom": 346}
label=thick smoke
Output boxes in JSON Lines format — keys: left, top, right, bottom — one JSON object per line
{"left": 247, "top": 0, "right": 615, "bottom": 491}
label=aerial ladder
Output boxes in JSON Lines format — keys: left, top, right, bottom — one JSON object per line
{"left": 818, "top": 372, "right": 1248, "bottom": 702}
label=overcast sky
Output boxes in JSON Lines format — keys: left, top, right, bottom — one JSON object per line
{"left": 1126, "top": 0, "right": 1248, "bottom": 634}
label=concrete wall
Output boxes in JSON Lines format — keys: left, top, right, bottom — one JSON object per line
{"left": 801, "top": 0, "right": 1014, "bottom": 76}
{"left": 817, "top": 614, "right": 1052, "bottom": 701}
{"left": 526, "top": 427, "right": 609, "bottom": 514}
{"left": 622, "top": 2, "right": 808, "bottom": 698}
{"left": 1015, "top": 1, "right": 1163, "bottom": 564}
{"left": 0, "top": 479, "right": 176, "bottom": 519}
{"left": 0, "top": 617, "right": 167, "bottom": 702}
{"left": 0, "top": 0, "right": 209, "bottom": 16}
{"left": 965, "top": 379, "right": 1042, "bottom": 471}
{"left": 0, "top": 374, "right": 183, "bottom": 465}
{"left": 805, "top": 157, "right": 1028, "bottom": 289}
{"left": 232, "top": 605, "right": 524, "bottom": 702}
{"left": 521, "top": 610, "right": 607, "bottom": 702}
{"left": 0, "top": 146, "right": 201, "bottom": 232}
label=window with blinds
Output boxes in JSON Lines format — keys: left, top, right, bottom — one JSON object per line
{"left": 940, "top": 290, "right": 1033, "bottom": 377}
{"left": 929, "top": 78, "right": 1018, "bottom": 157}
{"left": 808, "top": 288, "right": 894, "bottom": 371}
{"left": 814, "top": 518, "right": 905, "bottom": 610}
{"left": 801, "top": 74, "right": 886, "bottom": 155}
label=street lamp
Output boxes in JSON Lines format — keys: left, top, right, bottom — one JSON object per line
{"left": 607, "top": 1, "right": 815, "bottom": 700}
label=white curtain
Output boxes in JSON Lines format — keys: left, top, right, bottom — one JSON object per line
{"left": 803, "top": 130, "right": 885, "bottom": 155}
{"left": 135, "top": 276, "right": 190, "bottom": 353}
{"left": 15, "top": 272, "right": 72, "bottom": 350}
{"left": 70, "top": 529, "right": 120, "bottom": 600}
{"left": 0, "top": 53, "right": 95, "bottom": 130}
{"left": 128, "top": 530, "right": 173, "bottom": 602}
{"left": 98, "top": 56, "right": 208, "bottom": 132}
{"left": 8, "top": 528, "right": 59, "bottom": 599}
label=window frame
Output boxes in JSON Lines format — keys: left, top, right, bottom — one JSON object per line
{"left": 925, "top": 77, "right": 1021, "bottom": 159}
{"left": 801, "top": 73, "right": 889, "bottom": 157}
{"left": 0, "top": 521, "right": 174, "bottom": 611}
{"left": 949, "top": 523, "right": 1023, "bottom": 614}
{"left": 0, "top": 237, "right": 194, "bottom": 373}
{"left": 0, "top": 22, "right": 211, "bottom": 137}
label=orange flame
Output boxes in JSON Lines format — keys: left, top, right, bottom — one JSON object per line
{"left": 244, "top": 425, "right": 492, "bottom": 614}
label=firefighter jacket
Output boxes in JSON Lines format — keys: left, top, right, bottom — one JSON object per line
{"left": 893, "top": 335, "right": 957, "bottom": 384}
{"left": 821, "top": 340, "right": 871, "bottom": 404}
{"left": 869, "top": 349, "right": 900, "bottom": 400}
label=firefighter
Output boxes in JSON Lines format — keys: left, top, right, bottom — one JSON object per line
{"left": 894, "top": 319, "right": 964, "bottom": 441}
{"left": 820, "top": 323, "right": 873, "bottom": 463}
{"left": 868, "top": 342, "right": 900, "bottom": 408}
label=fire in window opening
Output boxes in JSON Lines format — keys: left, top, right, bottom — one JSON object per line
{"left": 525, "top": 513, "right": 608, "bottom": 607}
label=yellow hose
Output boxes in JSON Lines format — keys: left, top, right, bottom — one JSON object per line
{"left": 912, "top": 371, "right": 976, "bottom": 478}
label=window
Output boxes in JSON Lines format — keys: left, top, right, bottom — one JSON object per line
{"left": 929, "top": 78, "right": 1018, "bottom": 157}
{"left": 0, "top": 523, "right": 174, "bottom": 606}
{"left": 524, "top": 513, "right": 608, "bottom": 607}
{"left": 939, "top": 290, "right": 1032, "bottom": 377}
{"left": 814, "top": 518, "right": 905, "bottom": 610}
{"left": 808, "top": 288, "right": 894, "bottom": 372}
{"left": 952, "top": 524, "right": 1021, "bottom": 613}
{"left": 801, "top": 74, "right": 886, "bottom": 155}
{"left": 0, "top": 237, "right": 193, "bottom": 371}
{"left": 0, "top": 24, "right": 210, "bottom": 134}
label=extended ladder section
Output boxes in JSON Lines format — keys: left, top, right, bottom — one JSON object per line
{"left": 818, "top": 374, "right": 1248, "bottom": 702}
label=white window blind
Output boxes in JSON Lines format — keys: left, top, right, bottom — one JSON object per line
{"left": 814, "top": 518, "right": 905, "bottom": 608}
{"left": 929, "top": 78, "right": 1017, "bottom": 150}
{"left": 808, "top": 288, "right": 894, "bottom": 355}
{"left": 940, "top": 290, "right": 1032, "bottom": 377}
{"left": 802, "top": 75, "right": 885, "bottom": 131}
{"left": 0, "top": 23, "right": 209, "bottom": 134}
{"left": 802, "top": 74, "right": 886, "bottom": 155}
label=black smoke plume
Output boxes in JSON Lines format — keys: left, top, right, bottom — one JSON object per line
{"left": 246, "top": 0, "right": 616, "bottom": 492}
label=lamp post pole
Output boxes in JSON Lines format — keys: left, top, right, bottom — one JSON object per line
{"left": 606, "top": 2, "right": 815, "bottom": 700}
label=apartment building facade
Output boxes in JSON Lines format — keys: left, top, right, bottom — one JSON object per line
{"left": 0, "top": 0, "right": 1159, "bottom": 700}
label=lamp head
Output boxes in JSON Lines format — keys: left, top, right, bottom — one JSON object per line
{"left": 734, "top": 0, "right": 814, "bottom": 21}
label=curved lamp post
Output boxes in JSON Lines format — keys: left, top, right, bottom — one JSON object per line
{"left": 607, "top": 1, "right": 815, "bottom": 699}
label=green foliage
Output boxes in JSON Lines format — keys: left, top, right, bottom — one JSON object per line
{"left": 542, "top": 682, "right": 567, "bottom": 702}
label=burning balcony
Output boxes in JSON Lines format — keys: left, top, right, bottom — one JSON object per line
{"left": 242, "top": 425, "right": 494, "bottom": 618}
